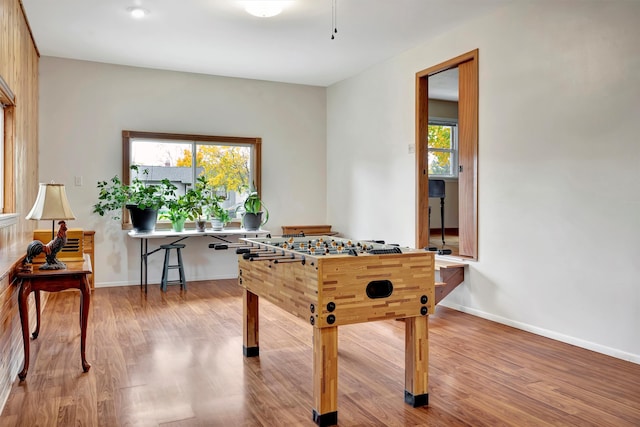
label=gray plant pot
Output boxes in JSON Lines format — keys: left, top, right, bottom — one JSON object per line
{"left": 243, "top": 212, "right": 262, "bottom": 231}
{"left": 126, "top": 205, "right": 158, "bottom": 233}
{"left": 210, "top": 218, "right": 224, "bottom": 231}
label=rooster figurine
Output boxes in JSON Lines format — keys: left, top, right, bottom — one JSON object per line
{"left": 24, "top": 220, "right": 69, "bottom": 270}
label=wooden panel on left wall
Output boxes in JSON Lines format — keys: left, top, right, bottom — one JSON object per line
{"left": 0, "top": 0, "right": 41, "bottom": 414}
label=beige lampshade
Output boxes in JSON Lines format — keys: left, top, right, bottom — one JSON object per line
{"left": 25, "top": 183, "right": 76, "bottom": 220}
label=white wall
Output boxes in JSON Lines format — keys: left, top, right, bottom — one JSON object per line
{"left": 38, "top": 58, "right": 327, "bottom": 286}
{"left": 327, "top": 0, "right": 640, "bottom": 362}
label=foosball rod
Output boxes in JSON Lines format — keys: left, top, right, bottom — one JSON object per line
{"left": 242, "top": 249, "right": 287, "bottom": 258}
{"left": 273, "top": 255, "right": 306, "bottom": 265}
{"left": 211, "top": 244, "right": 272, "bottom": 252}
{"left": 209, "top": 243, "right": 252, "bottom": 250}
{"left": 248, "top": 254, "right": 297, "bottom": 262}
{"left": 237, "top": 248, "right": 279, "bottom": 256}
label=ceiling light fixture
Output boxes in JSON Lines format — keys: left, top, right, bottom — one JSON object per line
{"left": 240, "top": 1, "right": 293, "bottom": 18}
{"left": 127, "top": 7, "right": 149, "bottom": 19}
{"left": 331, "top": 0, "right": 338, "bottom": 39}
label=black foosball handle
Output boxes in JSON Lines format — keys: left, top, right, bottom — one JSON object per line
{"left": 207, "top": 243, "right": 229, "bottom": 250}
{"left": 243, "top": 252, "right": 261, "bottom": 259}
{"left": 369, "top": 247, "right": 402, "bottom": 255}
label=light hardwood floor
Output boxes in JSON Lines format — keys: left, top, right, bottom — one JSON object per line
{"left": 1, "top": 280, "right": 639, "bottom": 426}
{"left": 428, "top": 231, "right": 459, "bottom": 256}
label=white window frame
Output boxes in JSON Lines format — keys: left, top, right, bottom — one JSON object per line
{"left": 0, "top": 74, "right": 18, "bottom": 229}
{"left": 428, "top": 118, "right": 459, "bottom": 179}
{"left": 122, "top": 130, "right": 262, "bottom": 229}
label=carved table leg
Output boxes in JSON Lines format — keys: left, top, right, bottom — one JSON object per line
{"left": 33, "top": 290, "right": 41, "bottom": 339}
{"left": 80, "top": 276, "right": 91, "bottom": 372}
{"left": 17, "top": 280, "right": 32, "bottom": 381}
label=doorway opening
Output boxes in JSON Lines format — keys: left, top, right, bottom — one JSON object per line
{"left": 415, "top": 49, "right": 478, "bottom": 259}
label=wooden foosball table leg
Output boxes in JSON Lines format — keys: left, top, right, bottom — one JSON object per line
{"left": 312, "top": 326, "right": 338, "bottom": 426}
{"left": 404, "top": 315, "right": 429, "bottom": 406}
{"left": 243, "top": 290, "right": 259, "bottom": 357}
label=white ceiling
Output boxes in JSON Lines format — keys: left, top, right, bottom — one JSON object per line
{"left": 429, "top": 67, "right": 459, "bottom": 101}
{"left": 22, "top": 0, "right": 507, "bottom": 88}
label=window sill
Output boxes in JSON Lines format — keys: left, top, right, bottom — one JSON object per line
{"left": 121, "top": 218, "right": 243, "bottom": 231}
{"left": 429, "top": 177, "right": 458, "bottom": 182}
{"left": 0, "top": 213, "right": 18, "bottom": 229}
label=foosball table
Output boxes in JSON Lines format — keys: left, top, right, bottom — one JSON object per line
{"left": 237, "top": 235, "right": 435, "bottom": 426}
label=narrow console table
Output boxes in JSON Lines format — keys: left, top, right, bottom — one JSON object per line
{"left": 128, "top": 228, "right": 270, "bottom": 292}
{"left": 16, "top": 254, "right": 92, "bottom": 380}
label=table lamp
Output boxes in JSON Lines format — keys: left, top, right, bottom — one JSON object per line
{"left": 24, "top": 183, "right": 76, "bottom": 270}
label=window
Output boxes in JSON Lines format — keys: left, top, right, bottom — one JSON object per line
{"left": 427, "top": 120, "right": 458, "bottom": 178}
{"left": 0, "top": 73, "right": 17, "bottom": 226}
{"left": 123, "top": 130, "right": 261, "bottom": 228}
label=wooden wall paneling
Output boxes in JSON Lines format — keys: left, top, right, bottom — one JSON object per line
{"left": 0, "top": 0, "right": 40, "bottom": 413}
{"left": 0, "top": 269, "right": 39, "bottom": 409}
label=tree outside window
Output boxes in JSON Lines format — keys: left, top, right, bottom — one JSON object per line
{"left": 123, "top": 131, "right": 261, "bottom": 227}
{"left": 427, "top": 121, "right": 458, "bottom": 178}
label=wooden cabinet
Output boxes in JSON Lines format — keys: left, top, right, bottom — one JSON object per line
{"left": 34, "top": 229, "right": 95, "bottom": 288}
{"left": 83, "top": 231, "right": 95, "bottom": 288}
{"left": 281, "top": 225, "right": 336, "bottom": 236}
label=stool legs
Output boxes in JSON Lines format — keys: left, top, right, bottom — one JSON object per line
{"left": 439, "top": 196, "right": 445, "bottom": 246}
{"left": 161, "top": 248, "right": 170, "bottom": 292}
{"left": 176, "top": 247, "right": 186, "bottom": 291}
{"left": 160, "top": 245, "right": 187, "bottom": 292}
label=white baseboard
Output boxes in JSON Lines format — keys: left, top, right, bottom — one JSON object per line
{"left": 95, "top": 274, "right": 238, "bottom": 288}
{"left": 438, "top": 301, "right": 640, "bottom": 365}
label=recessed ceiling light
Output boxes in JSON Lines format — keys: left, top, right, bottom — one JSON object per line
{"left": 240, "top": 1, "right": 293, "bottom": 18}
{"left": 127, "top": 7, "right": 149, "bottom": 19}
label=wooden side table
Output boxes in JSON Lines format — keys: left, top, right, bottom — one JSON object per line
{"left": 16, "top": 254, "right": 92, "bottom": 380}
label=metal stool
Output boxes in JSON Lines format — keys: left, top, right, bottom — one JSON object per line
{"left": 428, "top": 179, "right": 446, "bottom": 246}
{"left": 160, "top": 243, "right": 186, "bottom": 292}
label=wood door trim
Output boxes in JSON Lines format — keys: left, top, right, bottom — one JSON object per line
{"left": 415, "top": 49, "right": 479, "bottom": 259}
{"left": 457, "top": 59, "right": 479, "bottom": 258}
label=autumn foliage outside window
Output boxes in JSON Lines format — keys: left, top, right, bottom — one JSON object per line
{"left": 427, "top": 121, "right": 458, "bottom": 178}
{"left": 125, "top": 131, "right": 261, "bottom": 224}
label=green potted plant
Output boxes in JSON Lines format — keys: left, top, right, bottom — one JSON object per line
{"left": 242, "top": 191, "right": 268, "bottom": 231}
{"left": 93, "top": 165, "right": 177, "bottom": 232}
{"left": 160, "top": 194, "right": 191, "bottom": 232}
{"left": 190, "top": 176, "right": 212, "bottom": 232}
{"left": 209, "top": 199, "right": 231, "bottom": 231}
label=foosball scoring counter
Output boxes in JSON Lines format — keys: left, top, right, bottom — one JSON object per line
{"left": 236, "top": 235, "right": 435, "bottom": 427}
